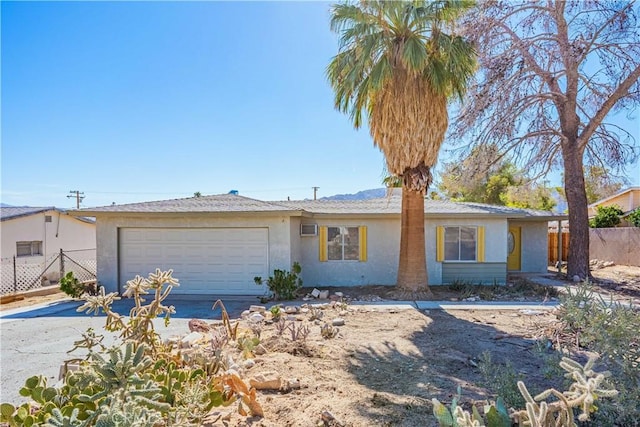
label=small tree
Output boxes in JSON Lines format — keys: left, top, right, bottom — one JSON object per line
{"left": 628, "top": 207, "right": 640, "bottom": 227}
{"left": 589, "top": 205, "right": 624, "bottom": 228}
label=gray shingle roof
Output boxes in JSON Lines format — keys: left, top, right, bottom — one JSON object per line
{"left": 73, "top": 192, "right": 563, "bottom": 220}
{"left": 73, "top": 194, "right": 298, "bottom": 214}
{"left": 1, "top": 206, "right": 56, "bottom": 221}
{"left": 277, "top": 194, "right": 560, "bottom": 218}
{"left": 0, "top": 206, "right": 95, "bottom": 224}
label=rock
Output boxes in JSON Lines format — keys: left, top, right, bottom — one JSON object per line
{"left": 249, "top": 372, "right": 282, "bottom": 390}
{"left": 287, "top": 378, "right": 301, "bottom": 389}
{"left": 338, "top": 310, "right": 349, "bottom": 317}
{"left": 249, "top": 313, "right": 265, "bottom": 323}
{"left": 519, "top": 309, "right": 544, "bottom": 316}
{"left": 463, "top": 296, "right": 479, "bottom": 302}
{"left": 300, "top": 307, "right": 309, "bottom": 314}
{"left": 284, "top": 305, "right": 299, "bottom": 314}
{"left": 243, "top": 359, "right": 256, "bottom": 369}
{"left": 321, "top": 410, "right": 344, "bottom": 426}
{"left": 311, "top": 288, "right": 321, "bottom": 298}
{"left": 318, "top": 290, "right": 330, "bottom": 299}
{"left": 286, "top": 315, "right": 297, "bottom": 321}
{"left": 573, "top": 275, "right": 581, "bottom": 283}
{"left": 181, "top": 332, "right": 203, "bottom": 348}
{"left": 249, "top": 305, "right": 266, "bottom": 313}
{"left": 254, "top": 344, "right": 267, "bottom": 355}
{"left": 335, "top": 292, "right": 344, "bottom": 297}
{"left": 241, "top": 310, "right": 251, "bottom": 319}
{"left": 188, "top": 319, "right": 210, "bottom": 333}
{"left": 332, "top": 318, "right": 345, "bottom": 327}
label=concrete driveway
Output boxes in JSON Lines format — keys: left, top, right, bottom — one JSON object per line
{"left": 0, "top": 295, "right": 258, "bottom": 404}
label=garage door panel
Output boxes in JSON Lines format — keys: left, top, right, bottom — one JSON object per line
{"left": 120, "top": 228, "right": 268, "bottom": 295}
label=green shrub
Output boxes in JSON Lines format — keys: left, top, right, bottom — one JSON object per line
{"left": 59, "top": 271, "right": 86, "bottom": 298}
{"left": 589, "top": 205, "right": 623, "bottom": 228}
{"left": 254, "top": 262, "right": 303, "bottom": 300}
{"left": 628, "top": 207, "right": 640, "bottom": 227}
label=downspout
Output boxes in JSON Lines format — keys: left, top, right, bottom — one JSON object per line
{"left": 56, "top": 211, "right": 61, "bottom": 237}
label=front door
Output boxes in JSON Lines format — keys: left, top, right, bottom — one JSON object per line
{"left": 507, "top": 226, "right": 521, "bottom": 271}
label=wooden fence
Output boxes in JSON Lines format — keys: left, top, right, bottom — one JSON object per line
{"left": 548, "top": 232, "right": 569, "bottom": 265}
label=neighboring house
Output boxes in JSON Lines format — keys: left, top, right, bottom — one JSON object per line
{"left": 588, "top": 186, "right": 640, "bottom": 226}
{"left": 73, "top": 192, "right": 564, "bottom": 296}
{"left": 1, "top": 207, "right": 96, "bottom": 262}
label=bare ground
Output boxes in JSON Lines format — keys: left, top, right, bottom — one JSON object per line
{"left": 1, "top": 264, "right": 638, "bottom": 426}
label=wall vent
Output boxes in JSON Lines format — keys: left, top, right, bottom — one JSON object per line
{"left": 45, "top": 215, "right": 52, "bottom": 223}
{"left": 300, "top": 223, "right": 318, "bottom": 237}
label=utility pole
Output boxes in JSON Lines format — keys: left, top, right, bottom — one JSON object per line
{"left": 312, "top": 186, "right": 319, "bottom": 200}
{"left": 67, "top": 190, "right": 85, "bottom": 208}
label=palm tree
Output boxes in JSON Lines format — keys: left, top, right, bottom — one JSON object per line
{"left": 327, "top": 0, "right": 476, "bottom": 294}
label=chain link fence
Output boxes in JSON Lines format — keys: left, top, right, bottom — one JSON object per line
{"left": 1, "top": 248, "right": 96, "bottom": 295}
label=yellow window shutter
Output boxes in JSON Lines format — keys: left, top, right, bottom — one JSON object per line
{"left": 436, "top": 226, "right": 444, "bottom": 262}
{"left": 477, "top": 226, "right": 485, "bottom": 262}
{"left": 319, "top": 226, "right": 328, "bottom": 262}
{"left": 358, "top": 226, "right": 367, "bottom": 262}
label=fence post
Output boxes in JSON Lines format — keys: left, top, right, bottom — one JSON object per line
{"left": 59, "top": 248, "right": 65, "bottom": 278}
{"left": 557, "top": 220, "right": 562, "bottom": 272}
{"left": 13, "top": 256, "right": 17, "bottom": 293}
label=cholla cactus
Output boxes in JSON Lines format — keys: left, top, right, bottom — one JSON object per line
{"left": 432, "top": 355, "right": 618, "bottom": 427}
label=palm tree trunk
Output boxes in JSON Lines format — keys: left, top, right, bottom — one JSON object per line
{"left": 397, "top": 188, "right": 431, "bottom": 294}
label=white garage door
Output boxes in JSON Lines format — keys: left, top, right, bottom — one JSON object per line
{"left": 119, "top": 228, "right": 269, "bottom": 295}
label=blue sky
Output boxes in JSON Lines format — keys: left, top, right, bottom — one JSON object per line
{"left": 1, "top": 1, "right": 638, "bottom": 209}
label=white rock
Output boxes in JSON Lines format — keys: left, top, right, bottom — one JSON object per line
{"left": 249, "top": 313, "right": 265, "bottom": 322}
{"left": 287, "top": 378, "right": 301, "bottom": 389}
{"left": 311, "top": 288, "right": 321, "bottom": 298}
{"left": 284, "top": 306, "right": 299, "bottom": 314}
{"left": 573, "top": 275, "right": 581, "bottom": 282}
{"left": 180, "top": 332, "right": 203, "bottom": 348}
{"left": 335, "top": 292, "right": 344, "bottom": 297}
{"left": 243, "top": 359, "right": 256, "bottom": 369}
{"left": 249, "top": 305, "right": 266, "bottom": 313}
{"left": 332, "top": 318, "right": 345, "bottom": 327}
{"left": 318, "top": 290, "right": 330, "bottom": 299}
{"left": 241, "top": 310, "right": 251, "bottom": 319}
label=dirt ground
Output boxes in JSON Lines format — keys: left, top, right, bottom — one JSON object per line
{"left": 2, "top": 264, "right": 638, "bottom": 426}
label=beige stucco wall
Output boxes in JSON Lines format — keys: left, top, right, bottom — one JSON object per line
{"left": 1, "top": 211, "right": 95, "bottom": 262}
{"left": 95, "top": 214, "right": 294, "bottom": 293}
{"left": 588, "top": 189, "right": 640, "bottom": 216}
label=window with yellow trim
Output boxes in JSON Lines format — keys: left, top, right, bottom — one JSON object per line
{"left": 327, "top": 226, "right": 360, "bottom": 260}
{"left": 444, "top": 226, "right": 477, "bottom": 261}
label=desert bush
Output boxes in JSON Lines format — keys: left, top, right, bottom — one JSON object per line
{"left": 555, "top": 284, "right": 640, "bottom": 426}
{"left": 433, "top": 355, "right": 618, "bottom": 427}
{"left": 477, "top": 351, "right": 526, "bottom": 409}
{"left": 254, "top": 262, "right": 303, "bottom": 300}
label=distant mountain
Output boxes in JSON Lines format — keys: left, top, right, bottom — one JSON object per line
{"left": 322, "top": 188, "right": 387, "bottom": 201}
{"left": 0, "top": 203, "right": 16, "bottom": 207}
